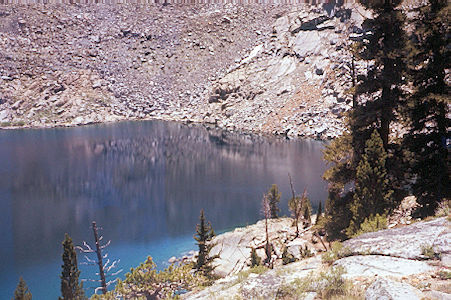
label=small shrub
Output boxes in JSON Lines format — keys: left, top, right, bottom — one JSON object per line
{"left": 281, "top": 246, "right": 296, "bottom": 265}
{"left": 250, "top": 248, "right": 261, "bottom": 267}
{"left": 276, "top": 266, "right": 363, "bottom": 300}
{"left": 319, "top": 266, "right": 347, "bottom": 298}
{"left": 0, "top": 121, "right": 11, "bottom": 127}
{"left": 421, "top": 244, "right": 441, "bottom": 260}
{"left": 13, "top": 121, "right": 26, "bottom": 127}
{"left": 435, "top": 200, "right": 451, "bottom": 218}
{"left": 437, "top": 270, "right": 451, "bottom": 280}
{"left": 236, "top": 265, "right": 267, "bottom": 284}
{"left": 300, "top": 245, "right": 314, "bottom": 259}
{"left": 351, "top": 214, "right": 387, "bottom": 238}
{"left": 322, "top": 242, "right": 352, "bottom": 265}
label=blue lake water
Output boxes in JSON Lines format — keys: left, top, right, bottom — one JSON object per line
{"left": 0, "top": 120, "right": 328, "bottom": 299}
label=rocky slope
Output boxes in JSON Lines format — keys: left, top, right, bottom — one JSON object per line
{"left": 183, "top": 216, "right": 451, "bottom": 299}
{"left": 0, "top": 3, "right": 369, "bottom": 139}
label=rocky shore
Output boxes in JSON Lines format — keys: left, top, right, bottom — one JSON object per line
{"left": 0, "top": 3, "right": 371, "bottom": 139}
{"left": 184, "top": 216, "right": 451, "bottom": 299}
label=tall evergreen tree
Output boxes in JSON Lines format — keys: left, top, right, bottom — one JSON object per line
{"left": 322, "top": 132, "right": 354, "bottom": 239}
{"left": 351, "top": 0, "right": 409, "bottom": 202}
{"left": 60, "top": 233, "right": 85, "bottom": 300}
{"left": 194, "top": 209, "right": 218, "bottom": 277}
{"left": 13, "top": 277, "right": 32, "bottom": 300}
{"left": 267, "top": 184, "right": 281, "bottom": 218}
{"left": 316, "top": 201, "right": 323, "bottom": 225}
{"left": 347, "top": 130, "right": 393, "bottom": 236}
{"left": 353, "top": 0, "right": 407, "bottom": 150}
{"left": 406, "top": 0, "right": 450, "bottom": 217}
{"left": 322, "top": 0, "right": 409, "bottom": 238}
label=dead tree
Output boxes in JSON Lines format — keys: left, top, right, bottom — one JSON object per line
{"left": 261, "top": 194, "right": 273, "bottom": 268}
{"left": 77, "top": 221, "right": 122, "bottom": 295}
{"left": 288, "top": 173, "right": 303, "bottom": 237}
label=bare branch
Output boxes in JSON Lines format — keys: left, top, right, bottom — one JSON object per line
{"left": 84, "top": 255, "right": 96, "bottom": 264}
{"left": 76, "top": 241, "right": 95, "bottom": 253}
{"left": 110, "top": 269, "right": 123, "bottom": 276}
{"left": 100, "top": 240, "right": 111, "bottom": 249}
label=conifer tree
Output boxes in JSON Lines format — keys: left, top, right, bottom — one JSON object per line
{"left": 347, "top": 130, "right": 393, "bottom": 236}
{"left": 351, "top": 0, "right": 409, "bottom": 203}
{"left": 250, "top": 248, "right": 261, "bottom": 267}
{"left": 13, "top": 277, "right": 32, "bottom": 300}
{"left": 316, "top": 201, "right": 323, "bottom": 225}
{"left": 267, "top": 184, "right": 281, "bottom": 218}
{"left": 60, "top": 233, "right": 85, "bottom": 300}
{"left": 194, "top": 209, "right": 218, "bottom": 277}
{"left": 406, "top": 0, "right": 450, "bottom": 217}
{"left": 302, "top": 195, "right": 312, "bottom": 228}
{"left": 353, "top": 0, "right": 407, "bottom": 151}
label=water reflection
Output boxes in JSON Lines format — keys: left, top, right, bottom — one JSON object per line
{"left": 0, "top": 120, "right": 327, "bottom": 298}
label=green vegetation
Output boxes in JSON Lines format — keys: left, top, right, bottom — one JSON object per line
{"left": 316, "top": 201, "right": 323, "bottom": 225}
{"left": 59, "top": 234, "right": 85, "bottom": 300}
{"left": 421, "top": 244, "right": 441, "bottom": 260}
{"left": 267, "top": 184, "right": 281, "bottom": 218}
{"left": 322, "top": 242, "right": 352, "bottom": 265}
{"left": 302, "top": 195, "right": 312, "bottom": 228}
{"left": 114, "top": 256, "right": 204, "bottom": 299}
{"left": 351, "top": 214, "right": 387, "bottom": 238}
{"left": 281, "top": 246, "right": 296, "bottom": 265}
{"left": 276, "top": 266, "right": 363, "bottom": 300}
{"left": 322, "top": 0, "right": 450, "bottom": 240}
{"left": 235, "top": 266, "right": 268, "bottom": 284}
{"left": 346, "top": 130, "right": 393, "bottom": 237}
{"left": 300, "top": 245, "right": 314, "bottom": 259}
{"left": 13, "top": 277, "right": 32, "bottom": 300}
{"left": 405, "top": 0, "right": 449, "bottom": 218}
{"left": 437, "top": 270, "right": 451, "bottom": 280}
{"left": 194, "top": 209, "right": 219, "bottom": 278}
{"left": 250, "top": 248, "right": 262, "bottom": 267}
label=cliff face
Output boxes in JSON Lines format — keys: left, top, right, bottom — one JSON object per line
{"left": 0, "top": 3, "right": 367, "bottom": 138}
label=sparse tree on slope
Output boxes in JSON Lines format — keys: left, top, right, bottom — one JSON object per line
{"left": 267, "top": 184, "right": 281, "bottom": 218}
{"left": 13, "top": 277, "right": 32, "bottom": 300}
{"left": 60, "top": 233, "right": 85, "bottom": 300}
{"left": 316, "top": 201, "right": 323, "bottom": 225}
{"left": 194, "top": 209, "right": 219, "bottom": 277}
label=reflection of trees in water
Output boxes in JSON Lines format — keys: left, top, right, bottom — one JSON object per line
{"left": 1, "top": 121, "right": 327, "bottom": 264}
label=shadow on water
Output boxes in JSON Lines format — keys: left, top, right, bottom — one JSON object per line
{"left": 0, "top": 120, "right": 328, "bottom": 298}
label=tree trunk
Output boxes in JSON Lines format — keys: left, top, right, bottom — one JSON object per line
{"left": 92, "top": 221, "right": 107, "bottom": 294}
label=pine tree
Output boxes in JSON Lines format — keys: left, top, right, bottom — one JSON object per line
{"left": 406, "top": 0, "right": 450, "bottom": 217}
{"left": 194, "top": 209, "right": 218, "bottom": 277}
{"left": 316, "top": 201, "right": 323, "bottom": 225}
{"left": 347, "top": 130, "right": 393, "bottom": 236}
{"left": 302, "top": 195, "right": 312, "bottom": 228}
{"left": 267, "top": 184, "right": 281, "bottom": 218}
{"left": 13, "top": 277, "right": 32, "bottom": 300}
{"left": 60, "top": 234, "right": 85, "bottom": 300}
{"left": 353, "top": 0, "right": 407, "bottom": 151}
{"left": 250, "top": 248, "right": 261, "bottom": 267}
{"left": 351, "top": 0, "right": 409, "bottom": 204}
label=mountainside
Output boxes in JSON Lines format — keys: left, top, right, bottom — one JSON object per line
{"left": 0, "top": 3, "right": 368, "bottom": 139}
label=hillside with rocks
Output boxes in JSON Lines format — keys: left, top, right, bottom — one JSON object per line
{"left": 0, "top": 3, "right": 370, "bottom": 139}
{"left": 183, "top": 216, "right": 450, "bottom": 300}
